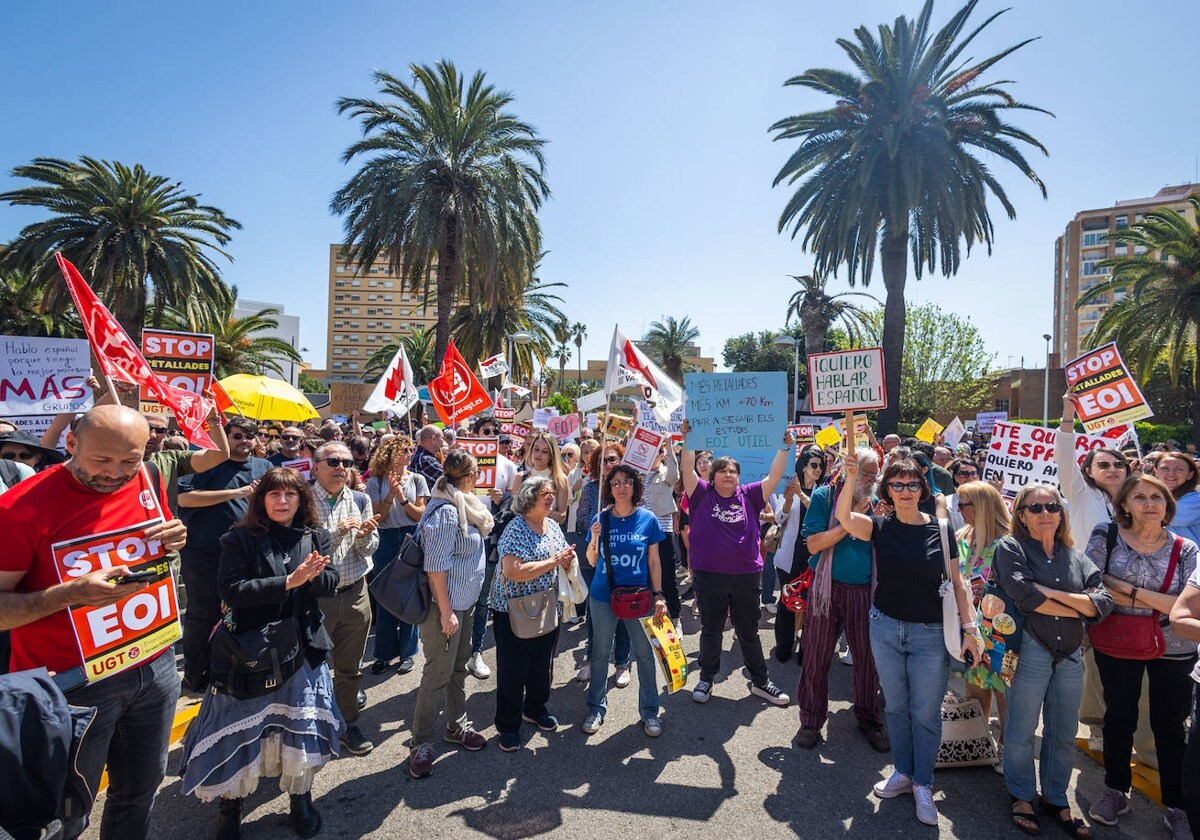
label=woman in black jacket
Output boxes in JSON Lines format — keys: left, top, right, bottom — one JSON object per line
{"left": 180, "top": 468, "right": 341, "bottom": 840}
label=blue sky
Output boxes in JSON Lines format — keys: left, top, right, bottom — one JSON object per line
{"left": 2, "top": 0, "right": 1198, "bottom": 375}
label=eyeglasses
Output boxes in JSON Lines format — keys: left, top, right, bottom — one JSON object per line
{"left": 1019, "top": 502, "right": 1063, "bottom": 514}
{"left": 281, "top": 434, "right": 302, "bottom": 442}
{"left": 603, "top": 456, "right": 620, "bottom": 464}
{"left": 887, "top": 481, "right": 924, "bottom": 493}
{"left": 1, "top": 450, "right": 38, "bottom": 461}
{"left": 805, "top": 462, "right": 823, "bottom": 470}
{"left": 1094, "top": 461, "right": 1126, "bottom": 470}
{"left": 229, "top": 433, "right": 251, "bottom": 441}
{"left": 957, "top": 500, "right": 974, "bottom": 508}
{"left": 479, "top": 427, "right": 497, "bottom": 435}
{"left": 319, "top": 458, "right": 355, "bottom": 468}
{"left": 956, "top": 471, "right": 979, "bottom": 479}
{"left": 148, "top": 427, "right": 169, "bottom": 436}
{"left": 610, "top": 478, "right": 633, "bottom": 487}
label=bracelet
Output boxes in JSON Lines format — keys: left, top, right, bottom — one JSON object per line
{"left": 779, "top": 445, "right": 790, "bottom": 451}
{"left": 652, "top": 590, "right": 664, "bottom": 597}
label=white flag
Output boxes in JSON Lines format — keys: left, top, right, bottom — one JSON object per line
{"left": 479, "top": 353, "right": 509, "bottom": 379}
{"left": 363, "top": 345, "right": 419, "bottom": 414}
{"left": 605, "top": 325, "right": 683, "bottom": 427}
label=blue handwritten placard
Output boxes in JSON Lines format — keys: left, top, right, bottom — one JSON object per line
{"left": 684, "top": 372, "right": 787, "bottom": 478}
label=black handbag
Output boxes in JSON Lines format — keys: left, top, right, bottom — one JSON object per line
{"left": 369, "top": 500, "right": 447, "bottom": 625}
{"left": 209, "top": 533, "right": 311, "bottom": 700}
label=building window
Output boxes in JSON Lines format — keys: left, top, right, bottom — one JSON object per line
{"left": 994, "top": 400, "right": 1010, "bottom": 413}
{"left": 1115, "top": 215, "right": 1128, "bottom": 230}
{"left": 1082, "top": 232, "right": 1106, "bottom": 247}
{"left": 334, "top": 294, "right": 345, "bottom": 301}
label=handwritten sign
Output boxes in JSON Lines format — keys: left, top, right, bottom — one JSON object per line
{"left": 1064, "top": 342, "right": 1153, "bottom": 433}
{"left": 548, "top": 413, "right": 581, "bottom": 441}
{"left": 328, "top": 382, "right": 378, "bottom": 417}
{"left": 532, "top": 407, "right": 557, "bottom": 429}
{"left": 457, "top": 436, "right": 499, "bottom": 491}
{"left": 983, "top": 421, "right": 1112, "bottom": 499}
{"left": 637, "top": 400, "right": 684, "bottom": 439}
{"left": 834, "top": 414, "right": 873, "bottom": 449}
{"left": 0, "top": 336, "right": 93, "bottom": 417}
{"left": 915, "top": 417, "right": 944, "bottom": 444}
{"left": 576, "top": 389, "right": 607, "bottom": 413}
{"left": 139, "top": 329, "right": 214, "bottom": 416}
{"left": 622, "top": 427, "right": 667, "bottom": 473}
{"left": 807, "top": 347, "right": 886, "bottom": 413}
{"left": 975, "top": 411, "right": 1007, "bottom": 435}
{"left": 684, "top": 372, "right": 787, "bottom": 452}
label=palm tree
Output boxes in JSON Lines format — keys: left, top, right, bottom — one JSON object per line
{"left": 785, "top": 271, "right": 878, "bottom": 356}
{"left": 1081, "top": 194, "right": 1200, "bottom": 441}
{"left": 331, "top": 62, "right": 550, "bottom": 364}
{"left": 0, "top": 156, "right": 239, "bottom": 338}
{"left": 571, "top": 321, "right": 588, "bottom": 389}
{"left": 162, "top": 288, "right": 301, "bottom": 379}
{"left": 362, "top": 325, "right": 436, "bottom": 384}
{"left": 0, "top": 269, "right": 82, "bottom": 338}
{"left": 770, "top": 0, "right": 1049, "bottom": 433}
{"left": 449, "top": 277, "right": 567, "bottom": 385}
{"left": 554, "top": 341, "right": 571, "bottom": 391}
{"left": 643, "top": 316, "right": 700, "bottom": 383}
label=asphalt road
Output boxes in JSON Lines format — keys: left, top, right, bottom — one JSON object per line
{"left": 87, "top": 605, "right": 1169, "bottom": 839}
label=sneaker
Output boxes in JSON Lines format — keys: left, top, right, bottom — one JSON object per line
{"left": 749, "top": 680, "right": 790, "bottom": 707}
{"left": 764, "top": 602, "right": 778, "bottom": 616}
{"left": 443, "top": 724, "right": 486, "bottom": 751}
{"left": 692, "top": 680, "right": 713, "bottom": 703}
{"left": 993, "top": 743, "right": 1005, "bottom": 775}
{"left": 792, "top": 727, "right": 820, "bottom": 749}
{"left": 872, "top": 771, "right": 913, "bottom": 799}
{"left": 1164, "top": 808, "right": 1194, "bottom": 840}
{"left": 838, "top": 646, "right": 854, "bottom": 666}
{"left": 1086, "top": 727, "right": 1103, "bottom": 753}
{"left": 575, "top": 664, "right": 590, "bottom": 683}
{"left": 521, "top": 712, "right": 559, "bottom": 732}
{"left": 369, "top": 659, "right": 391, "bottom": 675}
{"left": 340, "top": 725, "right": 374, "bottom": 756}
{"left": 642, "top": 717, "right": 663, "bottom": 737}
{"left": 566, "top": 615, "right": 584, "bottom": 625}
{"left": 498, "top": 732, "right": 520, "bottom": 752}
{"left": 408, "top": 742, "right": 434, "bottom": 778}
{"left": 397, "top": 656, "right": 416, "bottom": 674}
{"left": 859, "top": 722, "right": 891, "bottom": 753}
{"left": 466, "top": 652, "right": 491, "bottom": 680}
{"left": 614, "top": 667, "right": 631, "bottom": 689}
{"left": 581, "top": 713, "right": 604, "bottom": 734}
{"left": 913, "top": 784, "right": 938, "bottom": 826}
{"left": 1087, "top": 787, "right": 1130, "bottom": 826}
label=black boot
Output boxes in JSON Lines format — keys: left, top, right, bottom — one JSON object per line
{"left": 213, "top": 797, "right": 242, "bottom": 840}
{"left": 289, "top": 792, "right": 322, "bottom": 838}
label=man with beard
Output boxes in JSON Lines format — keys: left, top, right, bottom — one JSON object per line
{"left": 267, "top": 425, "right": 306, "bottom": 466}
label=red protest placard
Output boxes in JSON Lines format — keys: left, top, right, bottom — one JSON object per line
{"left": 140, "top": 329, "right": 215, "bottom": 415}
{"left": 1064, "top": 342, "right": 1153, "bottom": 433}
{"left": 457, "top": 436, "right": 499, "bottom": 490}
{"left": 50, "top": 519, "right": 180, "bottom": 683}
{"left": 622, "top": 427, "right": 667, "bottom": 473}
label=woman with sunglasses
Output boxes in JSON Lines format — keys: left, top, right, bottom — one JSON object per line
{"left": 994, "top": 483, "right": 1112, "bottom": 838}
{"left": 510, "top": 431, "right": 569, "bottom": 526}
{"left": 1083, "top": 475, "right": 1197, "bottom": 835}
{"left": 770, "top": 446, "right": 826, "bottom": 663}
{"left": 1154, "top": 451, "right": 1200, "bottom": 546}
{"left": 836, "top": 451, "right": 980, "bottom": 827}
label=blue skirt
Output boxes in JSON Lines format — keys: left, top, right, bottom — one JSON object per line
{"left": 179, "top": 658, "right": 346, "bottom": 801}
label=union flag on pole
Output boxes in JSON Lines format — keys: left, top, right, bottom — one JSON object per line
{"left": 211, "top": 379, "right": 238, "bottom": 415}
{"left": 56, "top": 253, "right": 217, "bottom": 449}
{"left": 605, "top": 325, "right": 683, "bottom": 427}
{"left": 363, "top": 344, "right": 419, "bottom": 415}
{"left": 428, "top": 340, "right": 492, "bottom": 426}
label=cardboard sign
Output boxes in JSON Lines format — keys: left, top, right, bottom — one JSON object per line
{"left": 642, "top": 617, "right": 687, "bottom": 693}
{"left": 548, "top": 413, "right": 581, "bottom": 441}
{"left": 280, "top": 457, "right": 313, "bottom": 482}
{"left": 915, "top": 417, "right": 944, "bottom": 444}
{"left": 576, "top": 389, "right": 607, "bottom": 413}
{"left": 457, "top": 436, "right": 499, "bottom": 491}
{"left": 51, "top": 518, "right": 180, "bottom": 683}
{"left": 983, "top": 421, "right": 1112, "bottom": 499}
{"left": 622, "top": 427, "right": 667, "bottom": 473}
{"left": 943, "top": 416, "right": 967, "bottom": 450}
{"left": 637, "top": 400, "right": 684, "bottom": 440}
{"left": 1064, "top": 342, "right": 1153, "bottom": 433}
{"left": 834, "top": 414, "right": 873, "bottom": 449}
{"left": 975, "top": 411, "right": 1007, "bottom": 435}
{"left": 139, "top": 329, "right": 214, "bottom": 416}
{"left": 807, "top": 348, "right": 886, "bottom": 413}
{"left": 814, "top": 424, "right": 842, "bottom": 449}
{"left": 328, "top": 382, "right": 378, "bottom": 417}
{"left": 0, "top": 336, "right": 93, "bottom": 417}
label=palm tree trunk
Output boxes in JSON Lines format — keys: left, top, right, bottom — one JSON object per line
{"left": 434, "top": 218, "right": 458, "bottom": 364}
{"left": 576, "top": 345, "right": 582, "bottom": 390}
{"left": 877, "top": 232, "right": 909, "bottom": 435}
{"left": 1191, "top": 373, "right": 1200, "bottom": 447}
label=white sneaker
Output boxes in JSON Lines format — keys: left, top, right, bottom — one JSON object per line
{"left": 872, "top": 771, "right": 913, "bottom": 799}
{"left": 466, "top": 652, "right": 491, "bottom": 680}
{"left": 575, "top": 664, "right": 590, "bottom": 683}
{"left": 614, "top": 667, "right": 631, "bottom": 689}
{"left": 913, "top": 785, "right": 938, "bottom": 826}
{"left": 764, "top": 602, "right": 778, "bottom": 616}
{"left": 993, "top": 743, "right": 1004, "bottom": 774}
{"left": 838, "top": 646, "right": 854, "bottom": 666}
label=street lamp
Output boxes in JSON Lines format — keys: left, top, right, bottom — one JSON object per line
{"left": 774, "top": 335, "right": 801, "bottom": 422}
{"left": 507, "top": 331, "right": 534, "bottom": 408}
{"left": 1043, "top": 333, "right": 1052, "bottom": 429}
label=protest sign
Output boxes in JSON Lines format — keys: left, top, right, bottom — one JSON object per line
{"left": 637, "top": 400, "right": 684, "bottom": 439}
{"left": 0, "top": 336, "right": 93, "bottom": 417}
{"left": 834, "top": 414, "right": 873, "bottom": 449}
{"left": 576, "top": 389, "right": 607, "bottom": 413}
{"left": 983, "top": 421, "right": 1112, "bottom": 499}
{"left": 139, "top": 329, "right": 214, "bottom": 416}
{"left": 1064, "top": 342, "right": 1153, "bottom": 433}
{"left": 586, "top": 413, "right": 599, "bottom": 429}
{"left": 683, "top": 372, "right": 787, "bottom": 452}
{"left": 328, "top": 382, "right": 377, "bottom": 417}
{"left": 943, "top": 416, "right": 967, "bottom": 449}
{"left": 795, "top": 414, "right": 836, "bottom": 430}
{"left": 788, "top": 424, "right": 817, "bottom": 458}
{"left": 814, "top": 424, "right": 842, "bottom": 449}
{"left": 532, "top": 406, "right": 557, "bottom": 429}
{"left": 457, "top": 436, "right": 499, "bottom": 491}
{"left": 807, "top": 348, "right": 886, "bottom": 413}
{"left": 5, "top": 414, "right": 67, "bottom": 448}
{"left": 622, "top": 427, "right": 667, "bottom": 473}
{"left": 478, "top": 353, "right": 508, "bottom": 379}
{"left": 915, "top": 417, "right": 944, "bottom": 444}
{"left": 509, "top": 422, "right": 530, "bottom": 440}
{"left": 493, "top": 406, "right": 515, "bottom": 434}
{"left": 51, "top": 516, "right": 180, "bottom": 683}
{"left": 975, "top": 411, "right": 1007, "bottom": 435}
{"left": 280, "top": 457, "right": 313, "bottom": 481}
{"left": 548, "top": 413, "right": 581, "bottom": 441}
{"left": 642, "top": 617, "right": 687, "bottom": 693}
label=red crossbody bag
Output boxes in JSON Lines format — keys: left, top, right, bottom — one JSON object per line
{"left": 1088, "top": 524, "right": 1182, "bottom": 661}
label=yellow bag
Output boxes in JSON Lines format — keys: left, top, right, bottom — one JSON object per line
{"left": 641, "top": 616, "right": 688, "bottom": 693}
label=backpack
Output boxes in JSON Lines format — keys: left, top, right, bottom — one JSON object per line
{"left": 368, "top": 500, "right": 449, "bottom": 625}
{"left": 484, "top": 495, "right": 518, "bottom": 560}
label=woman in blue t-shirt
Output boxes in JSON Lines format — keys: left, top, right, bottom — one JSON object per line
{"left": 582, "top": 464, "right": 668, "bottom": 737}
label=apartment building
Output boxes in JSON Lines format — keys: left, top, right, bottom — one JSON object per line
{"left": 1053, "top": 182, "right": 1199, "bottom": 361}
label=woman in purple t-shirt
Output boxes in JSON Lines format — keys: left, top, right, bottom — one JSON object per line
{"left": 680, "top": 420, "right": 793, "bottom": 706}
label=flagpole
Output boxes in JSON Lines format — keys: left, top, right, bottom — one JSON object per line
{"left": 596, "top": 393, "right": 612, "bottom": 523}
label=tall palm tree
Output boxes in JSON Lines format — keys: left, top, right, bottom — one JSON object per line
{"left": 331, "top": 62, "right": 550, "bottom": 363}
{"left": 770, "top": 0, "right": 1049, "bottom": 432}
{"left": 0, "top": 269, "right": 82, "bottom": 338}
{"left": 362, "top": 325, "right": 436, "bottom": 384}
{"left": 448, "top": 277, "right": 567, "bottom": 385}
{"left": 643, "top": 316, "right": 700, "bottom": 383}
{"left": 785, "top": 271, "right": 878, "bottom": 356}
{"left": 162, "top": 288, "right": 301, "bottom": 379}
{"left": 1081, "top": 194, "right": 1200, "bottom": 441}
{"left": 0, "top": 156, "right": 239, "bottom": 338}
{"left": 571, "top": 321, "right": 588, "bottom": 389}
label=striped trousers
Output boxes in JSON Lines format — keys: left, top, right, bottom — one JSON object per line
{"left": 796, "top": 581, "right": 882, "bottom": 730}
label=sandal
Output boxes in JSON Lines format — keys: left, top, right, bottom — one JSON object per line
{"left": 1037, "top": 797, "right": 1091, "bottom": 839}
{"left": 1010, "top": 798, "right": 1041, "bottom": 836}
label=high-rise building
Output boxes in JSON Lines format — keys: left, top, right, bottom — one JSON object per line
{"left": 233, "top": 298, "right": 301, "bottom": 386}
{"left": 326, "top": 245, "right": 438, "bottom": 383}
{"left": 1053, "top": 183, "right": 1199, "bottom": 361}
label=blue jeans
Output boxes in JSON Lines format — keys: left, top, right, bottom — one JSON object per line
{"left": 68, "top": 650, "right": 180, "bottom": 839}
{"left": 1003, "top": 636, "right": 1083, "bottom": 806}
{"left": 869, "top": 609, "right": 949, "bottom": 787}
{"left": 586, "top": 598, "right": 660, "bottom": 720}
{"left": 369, "top": 526, "right": 419, "bottom": 662}
{"left": 761, "top": 553, "right": 777, "bottom": 605}
{"left": 578, "top": 551, "right": 630, "bottom": 666}
{"left": 471, "top": 558, "right": 497, "bottom": 653}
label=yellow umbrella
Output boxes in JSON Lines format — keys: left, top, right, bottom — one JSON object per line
{"left": 217, "top": 374, "right": 320, "bottom": 422}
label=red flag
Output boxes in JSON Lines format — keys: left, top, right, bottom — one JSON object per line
{"left": 428, "top": 339, "right": 493, "bottom": 426}
{"left": 211, "top": 379, "right": 237, "bottom": 415}
{"left": 55, "top": 253, "right": 217, "bottom": 449}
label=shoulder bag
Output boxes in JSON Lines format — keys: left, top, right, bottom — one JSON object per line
{"left": 503, "top": 519, "right": 561, "bottom": 639}
{"left": 938, "top": 517, "right": 975, "bottom": 662}
{"left": 1088, "top": 524, "right": 1182, "bottom": 661}
{"left": 368, "top": 500, "right": 448, "bottom": 625}
{"left": 603, "top": 510, "right": 652, "bottom": 620}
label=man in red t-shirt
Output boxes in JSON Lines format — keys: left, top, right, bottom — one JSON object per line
{"left": 0, "top": 405, "right": 187, "bottom": 840}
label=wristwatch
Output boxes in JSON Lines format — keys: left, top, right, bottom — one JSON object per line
{"left": 652, "top": 590, "right": 664, "bottom": 597}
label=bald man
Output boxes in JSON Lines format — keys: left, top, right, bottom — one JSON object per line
{"left": 0, "top": 405, "right": 187, "bottom": 840}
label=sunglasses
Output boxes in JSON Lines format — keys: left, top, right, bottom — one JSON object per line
{"left": 319, "top": 458, "right": 355, "bottom": 468}
{"left": 1, "top": 450, "right": 38, "bottom": 461}
{"left": 1019, "top": 502, "right": 1063, "bottom": 514}
{"left": 957, "top": 500, "right": 974, "bottom": 508}
{"left": 1094, "top": 461, "right": 1126, "bottom": 470}
{"left": 148, "top": 427, "right": 169, "bottom": 436}
{"left": 610, "top": 478, "right": 633, "bottom": 487}
{"left": 229, "top": 433, "right": 252, "bottom": 441}
{"left": 281, "top": 434, "right": 302, "bottom": 442}
{"left": 887, "top": 481, "right": 924, "bottom": 493}
{"left": 479, "top": 427, "right": 497, "bottom": 435}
